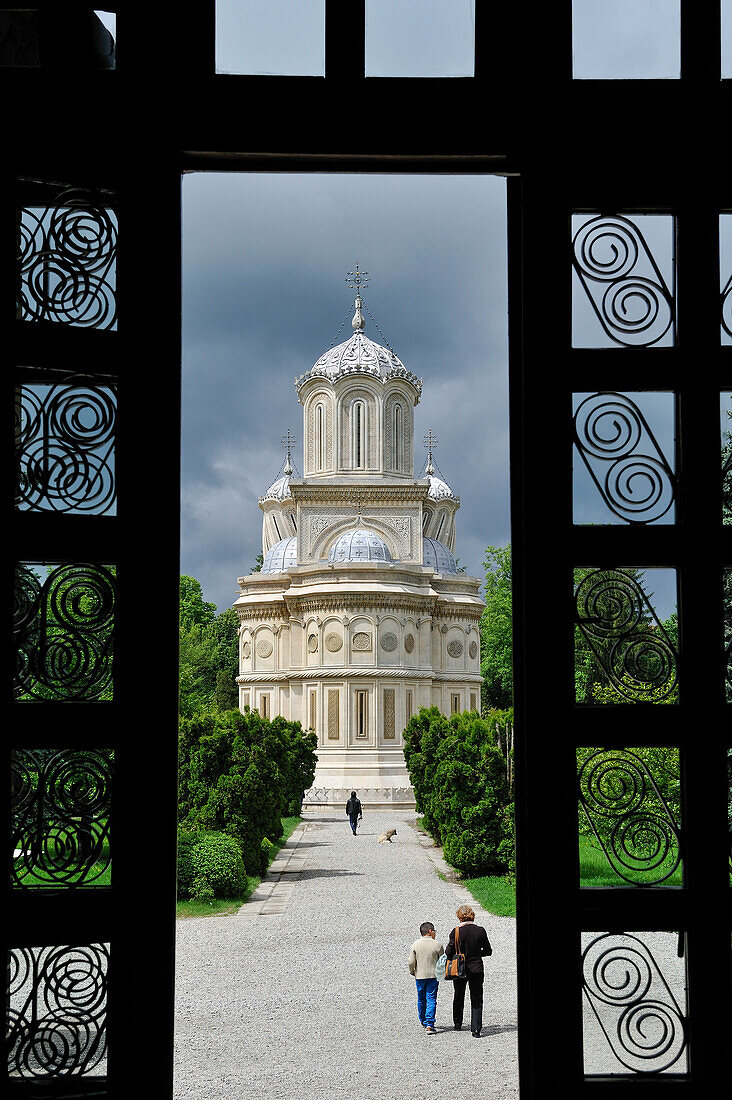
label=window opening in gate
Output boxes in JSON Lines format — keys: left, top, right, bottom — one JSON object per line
{"left": 179, "top": 170, "right": 513, "bottom": 1095}
{"left": 572, "top": 0, "right": 680, "bottom": 79}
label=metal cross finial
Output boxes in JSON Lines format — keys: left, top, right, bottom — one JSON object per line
{"left": 281, "top": 428, "right": 296, "bottom": 474}
{"left": 423, "top": 429, "right": 438, "bottom": 475}
{"left": 346, "top": 262, "right": 370, "bottom": 293}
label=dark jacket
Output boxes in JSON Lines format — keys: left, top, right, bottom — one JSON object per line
{"left": 346, "top": 797, "right": 362, "bottom": 817}
{"left": 446, "top": 922, "right": 492, "bottom": 975}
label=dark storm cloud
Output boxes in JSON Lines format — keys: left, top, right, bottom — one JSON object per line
{"left": 182, "top": 173, "right": 509, "bottom": 612}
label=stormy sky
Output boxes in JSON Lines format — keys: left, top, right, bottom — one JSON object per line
{"left": 179, "top": 4, "right": 704, "bottom": 621}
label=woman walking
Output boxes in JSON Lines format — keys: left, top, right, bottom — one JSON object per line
{"left": 446, "top": 904, "right": 492, "bottom": 1037}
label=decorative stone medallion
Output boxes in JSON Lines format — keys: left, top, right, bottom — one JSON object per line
{"left": 307, "top": 633, "right": 319, "bottom": 653}
{"left": 447, "top": 640, "right": 464, "bottom": 658}
{"left": 256, "top": 639, "right": 273, "bottom": 658}
{"left": 242, "top": 642, "right": 251, "bottom": 659}
{"left": 380, "top": 632, "right": 398, "bottom": 652}
{"left": 325, "top": 632, "right": 342, "bottom": 653}
{"left": 404, "top": 633, "right": 415, "bottom": 654}
{"left": 352, "top": 632, "right": 372, "bottom": 651}
{"left": 469, "top": 641, "right": 478, "bottom": 660}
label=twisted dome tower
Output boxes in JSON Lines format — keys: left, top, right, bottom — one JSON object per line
{"left": 235, "top": 272, "right": 484, "bottom": 808}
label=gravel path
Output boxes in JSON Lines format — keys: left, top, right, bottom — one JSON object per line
{"left": 174, "top": 810, "right": 519, "bottom": 1100}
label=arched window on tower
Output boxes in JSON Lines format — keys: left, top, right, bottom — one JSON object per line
{"left": 393, "top": 402, "right": 403, "bottom": 472}
{"left": 352, "top": 399, "right": 366, "bottom": 469}
{"left": 315, "top": 401, "right": 325, "bottom": 471}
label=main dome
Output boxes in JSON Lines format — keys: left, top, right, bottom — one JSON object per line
{"left": 295, "top": 294, "right": 422, "bottom": 396}
{"left": 328, "top": 528, "right": 394, "bottom": 564}
{"left": 311, "top": 330, "right": 405, "bottom": 380}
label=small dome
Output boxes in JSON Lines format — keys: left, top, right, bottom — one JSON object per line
{"left": 261, "top": 473, "right": 292, "bottom": 502}
{"left": 423, "top": 537, "right": 458, "bottom": 574}
{"left": 328, "top": 528, "right": 394, "bottom": 564}
{"left": 427, "top": 474, "right": 457, "bottom": 501}
{"left": 261, "top": 536, "right": 297, "bottom": 574}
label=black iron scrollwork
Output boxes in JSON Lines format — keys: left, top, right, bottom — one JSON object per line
{"left": 574, "top": 393, "right": 675, "bottom": 524}
{"left": 7, "top": 944, "right": 108, "bottom": 1078}
{"left": 576, "top": 569, "right": 677, "bottom": 702}
{"left": 582, "top": 933, "right": 687, "bottom": 1074}
{"left": 11, "top": 749, "right": 112, "bottom": 889}
{"left": 578, "top": 750, "right": 681, "bottom": 884}
{"left": 14, "top": 563, "right": 116, "bottom": 701}
{"left": 573, "top": 215, "right": 674, "bottom": 347}
{"left": 722, "top": 272, "right": 732, "bottom": 339}
{"left": 16, "top": 374, "right": 117, "bottom": 514}
{"left": 18, "top": 188, "right": 117, "bottom": 329}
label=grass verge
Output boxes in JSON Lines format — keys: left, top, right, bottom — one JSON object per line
{"left": 176, "top": 814, "right": 303, "bottom": 919}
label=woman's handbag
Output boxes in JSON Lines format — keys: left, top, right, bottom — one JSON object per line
{"left": 444, "top": 927, "right": 466, "bottom": 980}
{"left": 435, "top": 952, "right": 448, "bottom": 981}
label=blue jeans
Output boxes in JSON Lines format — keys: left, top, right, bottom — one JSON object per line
{"left": 415, "top": 977, "right": 438, "bottom": 1027}
{"left": 349, "top": 814, "right": 359, "bottom": 834}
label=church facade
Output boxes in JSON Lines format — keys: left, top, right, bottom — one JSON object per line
{"left": 234, "top": 287, "right": 484, "bottom": 808}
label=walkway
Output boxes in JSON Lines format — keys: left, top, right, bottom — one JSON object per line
{"left": 174, "top": 810, "right": 519, "bottom": 1100}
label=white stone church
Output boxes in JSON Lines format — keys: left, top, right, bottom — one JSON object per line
{"left": 234, "top": 282, "right": 484, "bottom": 808}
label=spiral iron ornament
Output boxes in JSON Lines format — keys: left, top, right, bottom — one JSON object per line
{"left": 574, "top": 393, "right": 675, "bottom": 524}
{"left": 575, "top": 569, "right": 677, "bottom": 701}
{"left": 582, "top": 933, "right": 687, "bottom": 1073}
{"left": 18, "top": 188, "right": 117, "bottom": 330}
{"left": 11, "top": 749, "right": 112, "bottom": 889}
{"left": 14, "top": 562, "right": 116, "bottom": 701}
{"left": 16, "top": 374, "right": 117, "bottom": 514}
{"left": 573, "top": 215, "right": 674, "bottom": 347}
{"left": 7, "top": 943, "right": 108, "bottom": 1078}
{"left": 578, "top": 750, "right": 680, "bottom": 884}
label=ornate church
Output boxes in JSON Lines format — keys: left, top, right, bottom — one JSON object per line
{"left": 234, "top": 273, "right": 484, "bottom": 807}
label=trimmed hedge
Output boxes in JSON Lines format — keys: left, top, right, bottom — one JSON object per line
{"left": 403, "top": 706, "right": 515, "bottom": 877}
{"left": 177, "top": 828, "right": 247, "bottom": 900}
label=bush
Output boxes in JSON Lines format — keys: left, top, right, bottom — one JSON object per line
{"left": 176, "top": 827, "right": 201, "bottom": 900}
{"left": 403, "top": 707, "right": 514, "bottom": 877}
{"left": 178, "top": 708, "right": 316, "bottom": 877}
{"left": 187, "top": 832, "right": 247, "bottom": 900}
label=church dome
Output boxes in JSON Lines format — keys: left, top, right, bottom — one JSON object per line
{"left": 261, "top": 536, "right": 298, "bottom": 574}
{"left": 328, "top": 528, "right": 394, "bottom": 564}
{"left": 423, "top": 537, "right": 458, "bottom": 574}
{"left": 312, "top": 330, "right": 405, "bottom": 381}
{"left": 427, "top": 473, "right": 458, "bottom": 501}
{"left": 295, "top": 294, "right": 422, "bottom": 397}
{"left": 260, "top": 472, "right": 292, "bottom": 502}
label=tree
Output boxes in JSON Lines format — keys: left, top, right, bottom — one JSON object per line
{"left": 480, "top": 545, "right": 513, "bottom": 709}
{"left": 403, "top": 706, "right": 514, "bottom": 876}
{"left": 178, "top": 709, "right": 317, "bottom": 875}
{"left": 178, "top": 576, "right": 240, "bottom": 717}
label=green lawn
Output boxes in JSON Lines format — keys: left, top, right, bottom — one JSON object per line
{"left": 176, "top": 814, "right": 303, "bottom": 919}
{"left": 577, "top": 832, "right": 683, "bottom": 887}
{"left": 463, "top": 873, "right": 516, "bottom": 917}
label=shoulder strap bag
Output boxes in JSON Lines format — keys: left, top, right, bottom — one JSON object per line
{"left": 444, "top": 926, "right": 466, "bottom": 980}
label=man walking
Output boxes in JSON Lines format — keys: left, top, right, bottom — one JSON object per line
{"left": 345, "top": 791, "right": 362, "bottom": 835}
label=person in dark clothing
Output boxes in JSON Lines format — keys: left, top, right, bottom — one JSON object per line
{"left": 445, "top": 903, "right": 492, "bottom": 1037}
{"left": 345, "top": 791, "right": 362, "bottom": 834}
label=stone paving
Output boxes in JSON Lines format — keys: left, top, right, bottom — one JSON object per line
{"left": 174, "top": 809, "right": 519, "bottom": 1099}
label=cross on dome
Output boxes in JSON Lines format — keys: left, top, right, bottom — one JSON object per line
{"left": 423, "top": 429, "right": 439, "bottom": 475}
{"left": 281, "top": 428, "right": 296, "bottom": 475}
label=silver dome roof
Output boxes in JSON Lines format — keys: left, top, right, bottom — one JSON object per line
{"left": 423, "top": 537, "right": 458, "bottom": 574}
{"left": 261, "top": 536, "right": 298, "bottom": 574}
{"left": 328, "top": 528, "right": 394, "bottom": 564}
{"left": 427, "top": 474, "right": 458, "bottom": 502}
{"left": 260, "top": 472, "right": 293, "bottom": 503}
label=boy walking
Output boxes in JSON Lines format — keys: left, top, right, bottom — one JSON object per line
{"left": 408, "top": 922, "right": 444, "bottom": 1034}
